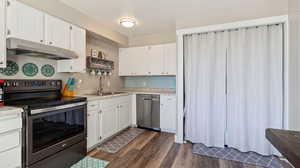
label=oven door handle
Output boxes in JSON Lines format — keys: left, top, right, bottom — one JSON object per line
{"left": 31, "top": 102, "right": 87, "bottom": 115}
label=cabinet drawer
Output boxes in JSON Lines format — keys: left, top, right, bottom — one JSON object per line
{"left": 0, "top": 130, "right": 21, "bottom": 153}
{"left": 0, "top": 146, "right": 21, "bottom": 168}
{"left": 88, "top": 101, "right": 99, "bottom": 111}
{"left": 0, "top": 114, "right": 22, "bottom": 134}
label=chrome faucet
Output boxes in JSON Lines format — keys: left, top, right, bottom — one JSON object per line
{"left": 97, "top": 76, "right": 104, "bottom": 96}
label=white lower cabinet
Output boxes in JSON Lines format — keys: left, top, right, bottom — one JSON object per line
{"left": 0, "top": 147, "right": 21, "bottom": 168}
{"left": 160, "top": 94, "right": 177, "bottom": 133}
{"left": 118, "top": 100, "right": 131, "bottom": 130}
{"left": 0, "top": 112, "right": 22, "bottom": 168}
{"left": 87, "top": 95, "right": 132, "bottom": 150}
{"left": 101, "top": 101, "right": 119, "bottom": 140}
{"left": 87, "top": 108, "right": 99, "bottom": 149}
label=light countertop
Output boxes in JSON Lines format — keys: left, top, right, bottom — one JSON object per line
{"left": 77, "top": 92, "right": 132, "bottom": 101}
{"left": 0, "top": 106, "right": 23, "bottom": 118}
{"left": 77, "top": 88, "right": 176, "bottom": 101}
{"left": 119, "top": 88, "right": 176, "bottom": 95}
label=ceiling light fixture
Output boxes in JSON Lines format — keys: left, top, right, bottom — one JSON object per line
{"left": 120, "top": 17, "right": 136, "bottom": 28}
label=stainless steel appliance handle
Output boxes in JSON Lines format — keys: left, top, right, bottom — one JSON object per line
{"left": 31, "top": 102, "right": 87, "bottom": 115}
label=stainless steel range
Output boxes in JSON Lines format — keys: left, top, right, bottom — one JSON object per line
{"left": 3, "top": 79, "right": 87, "bottom": 168}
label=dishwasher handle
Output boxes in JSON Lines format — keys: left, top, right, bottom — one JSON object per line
{"left": 151, "top": 98, "right": 160, "bottom": 102}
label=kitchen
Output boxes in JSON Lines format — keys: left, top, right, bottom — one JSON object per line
{"left": 0, "top": 0, "right": 177, "bottom": 168}
{"left": 0, "top": 0, "right": 299, "bottom": 168}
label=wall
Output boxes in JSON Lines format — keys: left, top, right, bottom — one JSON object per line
{"left": 129, "top": 32, "right": 176, "bottom": 47}
{"left": 288, "top": 0, "right": 300, "bottom": 130}
{"left": 74, "top": 34, "right": 122, "bottom": 94}
{"left": 123, "top": 76, "right": 176, "bottom": 89}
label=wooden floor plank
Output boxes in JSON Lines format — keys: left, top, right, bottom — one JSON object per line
{"left": 90, "top": 129, "right": 290, "bottom": 168}
{"left": 160, "top": 143, "right": 181, "bottom": 168}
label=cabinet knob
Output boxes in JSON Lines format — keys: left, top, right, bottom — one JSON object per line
{"left": 0, "top": 61, "right": 3, "bottom": 64}
{"left": 148, "top": 72, "right": 151, "bottom": 74}
{"left": 40, "top": 40, "right": 43, "bottom": 43}
{"left": 49, "top": 42, "right": 53, "bottom": 45}
{"left": 87, "top": 114, "right": 90, "bottom": 117}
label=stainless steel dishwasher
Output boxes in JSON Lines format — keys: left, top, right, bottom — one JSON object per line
{"left": 136, "top": 94, "right": 160, "bottom": 131}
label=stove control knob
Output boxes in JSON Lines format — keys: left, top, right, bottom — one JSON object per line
{"left": 50, "top": 81, "right": 56, "bottom": 86}
{"left": 5, "top": 82, "right": 10, "bottom": 87}
{"left": 12, "top": 82, "right": 19, "bottom": 87}
{"left": 56, "top": 81, "right": 61, "bottom": 86}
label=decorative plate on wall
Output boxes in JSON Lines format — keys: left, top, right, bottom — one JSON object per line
{"left": 22, "top": 63, "right": 38, "bottom": 77}
{"left": 0, "top": 60, "right": 19, "bottom": 76}
{"left": 41, "top": 64, "right": 55, "bottom": 77}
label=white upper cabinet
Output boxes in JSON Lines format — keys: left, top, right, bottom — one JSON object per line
{"left": 57, "top": 24, "right": 86, "bottom": 73}
{"left": 163, "top": 43, "right": 177, "bottom": 75}
{"left": 146, "top": 45, "right": 164, "bottom": 75}
{"left": 129, "top": 46, "right": 148, "bottom": 76}
{"left": 0, "top": 0, "right": 6, "bottom": 68}
{"left": 119, "top": 48, "right": 130, "bottom": 76}
{"left": 119, "top": 47, "right": 148, "bottom": 76}
{"left": 6, "top": 0, "right": 44, "bottom": 44}
{"left": 119, "top": 43, "right": 176, "bottom": 76}
{"left": 45, "top": 14, "right": 70, "bottom": 50}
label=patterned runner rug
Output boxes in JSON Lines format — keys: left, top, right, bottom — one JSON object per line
{"left": 98, "top": 128, "right": 145, "bottom": 153}
{"left": 193, "top": 143, "right": 283, "bottom": 168}
{"left": 71, "top": 156, "right": 109, "bottom": 168}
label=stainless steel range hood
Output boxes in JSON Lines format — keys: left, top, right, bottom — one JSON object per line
{"left": 6, "top": 38, "right": 78, "bottom": 60}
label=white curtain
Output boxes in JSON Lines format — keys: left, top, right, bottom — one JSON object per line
{"left": 226, "top": 24, "right": 284, "bottom": 155}
{"left": 184, "top": 32, "right": 228, "bottom": 147}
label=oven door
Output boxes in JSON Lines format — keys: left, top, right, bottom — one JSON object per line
{"left": 26, "top": 102, "right": 87, "bottom": 166}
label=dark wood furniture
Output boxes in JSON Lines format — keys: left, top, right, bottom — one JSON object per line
{"left": 266, "top": 128, "right": 300, "bottom": 167}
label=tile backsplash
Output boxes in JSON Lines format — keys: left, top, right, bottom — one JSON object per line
{"left": 123, "top": 76, "right": 176, "bottom": 89}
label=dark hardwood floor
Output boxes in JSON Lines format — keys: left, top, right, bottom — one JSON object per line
{"left": 89, "top": 129, "right": 292, "bottom": 168}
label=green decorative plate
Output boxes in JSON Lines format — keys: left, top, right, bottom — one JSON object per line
{"left": 0, "top": 60, "right": 19, "bottom": 76}
{"left": 41, "top": 64, "right": 55, "bottom": 77}
{"left": 22, "top": 63, "right": 38, "bottom": 77}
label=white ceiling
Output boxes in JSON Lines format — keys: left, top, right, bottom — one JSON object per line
{"left": 60, "top": 0, "right": 288, "bottom": 37}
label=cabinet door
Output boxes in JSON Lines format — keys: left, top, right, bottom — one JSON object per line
{"left": 119, "top": 47, "right": 148, "bottom": 76}
{"left": 146, "top": 45, "right": 164, "bottom": 75}
{"left": 119, "top": 48, "right": 131, "bottom": 76}
{"left": 163, "top": 43, "right": 177, "bottom": 75}
{"left": 45, "top": 14, "right": 70, "bottom": 50}
{"left": 57, "top": 24, "right": 86, "bottom": 72}
{"left": 129, "top": 47, "right": 148, "bottom": 76}
{"left": 160, "top": 95, "right": 177, "bottom": 133}
{"left": 87, "top": 109, "right": 99, "bottom": 149}
{"left": 0, "top": 147, "right": 21, "bottom": 168}
{"left": 7, "top": 0, "right": 44, "bottom": 44}
{"left": 0, "top": 0, "right": 6, "bottom": 68}
{"left": 118, "top": 101, "right": 131, "bottom": 131}
{"left": 101, "top": 103, "right": 118, "bottom": 139}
